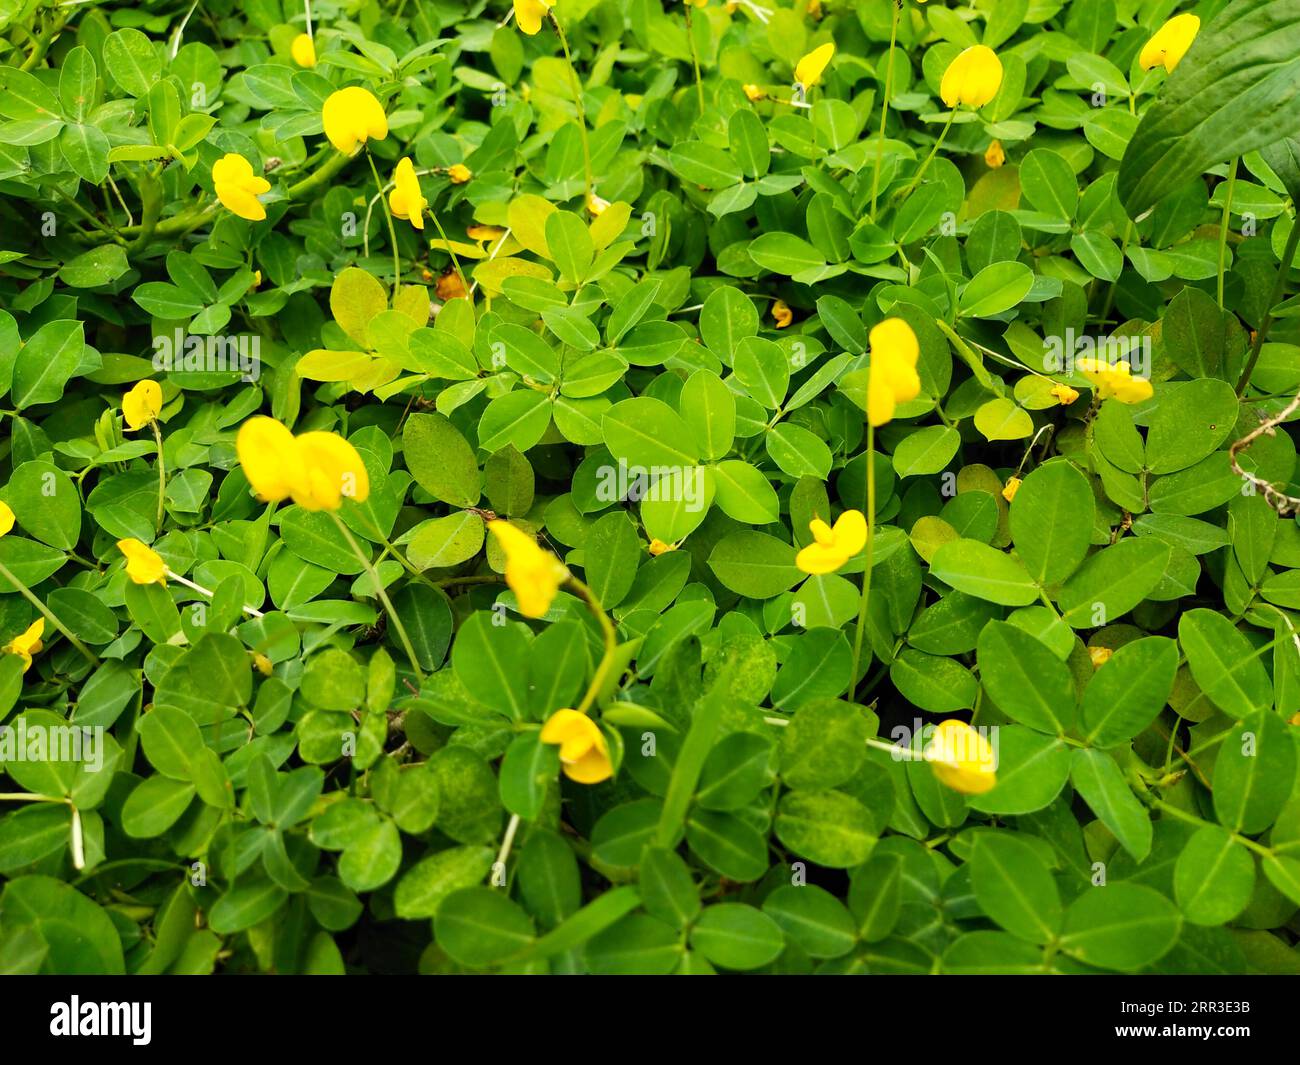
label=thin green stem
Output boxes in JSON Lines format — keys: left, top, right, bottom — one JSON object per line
{"left": 896, "top": 109, "right": 956, "bottom": 204}
{"left": 870, "top": 0, "right": 901, "bottom": 220}
{"left": 685, "top": 4, "right": 705, "bottom": 114}
{"left": 0, "top": 560, "right": 100, "bottom": 667}
{"left": 567, "top": 576, "right": 618, "bottom": 716}
{"left": 150, "top": 419, "right": 166, "bottom": 531}
{"left": 329, "top": 512, "right": 425, "bottom": 682}
{"left": 1236, "top": 210, "right": 1300, "bottom": 396}
{"left": 552, "top": 14, "right": 593, "bottom": 206}
{"left": 366, "top": 150, "right": 403, "bottom": 294}
{"left": 849, "top": 422, "right": 876, "bottom": 691}
{"left": 426, "top": 207, "right": 469, "bottom": 300}
{"left": 1216, "top": 156, "right": 1238, "bottom": 309}
{"left": 1152, "top": 799, "right": 1272, "bottom": 858}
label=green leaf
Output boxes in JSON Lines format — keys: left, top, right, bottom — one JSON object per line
{"left": 930, "top": 539, "right": 1039, "bottom": 606}
{"left": 977, "top": 621, "right": 1075, "bottom": 734}
{"left": 1212, "top": 711, "right": 1297, "bottom": 834}
{"left": 689, "top": 903, "right": 785, "bottom": 970}
{"left": 435, "top": 887, "right": 535, "bottom": 967}
{"left": 1178, "top": 609, "right": 1272, "bottom": 719}
{"left": 1174, "top": 825, "right": 1255, "bottom": 926}
{"left": 1059, "top": 883, "right": 1181, "bottom": 972}
{"left": 1057, "top": 538, "right": 1171, "bottom": 629}
{"left": 970, "top": 832, "right": 1062, "bottom": 944}
{"left": 1119, "top": 0, "right": 1300, "bottom": 214}
{"left": 1070, "top": 749, "right": 1152, "bottom": 862}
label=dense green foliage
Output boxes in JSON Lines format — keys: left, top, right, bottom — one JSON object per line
{"left": 2, "top": 0, "right": 1300, "bottom": 975}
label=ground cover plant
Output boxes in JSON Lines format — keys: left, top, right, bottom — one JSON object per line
{"left": 1, "top": 0, "right": 1300, "bottom": 977}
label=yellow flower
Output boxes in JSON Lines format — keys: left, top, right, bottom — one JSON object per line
{"left": 985, "top": 139, "right": 1005, "bottom": 168}
{"left": 648, "top": 538, "right": 675, "bottom": 556}
{"left": 1075, "top": 357, "right": 1153, "bottom": 404}
{"left": 1050, "top": 383, "right": 1079, "bottom": 405}
{"left": 467, "top": 224, "right": 507, "bottom": 242}
{"left": 212, "top": 153, "right": 271, "bottom": 222}
{"left": 3, "top": 619, "right": 44, "bottom": 673}
{"left": 0, "top": 501, "right": 13, "bottom": 537}
{"left": 488, "top": 520, "right": 570, "bottom": 618}
{"left": 235, "top": 417, "right": 371, "bottom": 512}
{"left": 866, "top": 317, "right": 921, "bottom": 427}
{"left": 514, "top": 0, "right": 554, "bottom": 35}
{"left": 436, "top": 270, "right": 468, "bottom": 302}
{"left": 1001, "top": 476, "right": 1021, "bottom": 503}
{"left": 388, "top": 157, "right": 427, "bottom": 231}
{"left": 743, "top": 83, "right": 766, "bottom": 102}
{"left": 447, "top": 163, "right": 472, "bottom": 184}
{"left": 1139, "top": 13, "right": 1200, "bottom": 74}
{"left": 1089, "top": 646, "right": 1113, "bottom": 668}
{"left": 685, "top": 0, "right": 708, "bottom": 7}
{"left": 925, "top": 719, "right": 997, "bottom": 795}
{"left": 540, "top": 709, "right": 613, "bottom": 784}
{"left": 117, "top": 538, "right": 168, "bottom": 585}
{"left": 586, "top": 193, "right": 610, "bottom": 217}
{"left": 794, "top": 42, "right": 834, "bottom": 88}
{"left": 291, "top": 33, "right": 316, "bottom": 68}
{"left": 122, "top": 380, "right": 163, "bottom": 430}
{"left": 254, "top": 652, "right": 274, "bottom": 676}
{"left": 796, "top": 510, "right": 867, "bottom": 575}
{"left": 322, "top": 86, "right": 388, "bottom": 155}
{"left": 772, "top": 299, "right": 793, "bottom": 328}
{"left": 940, "top": 45, "right": 1003, "bottom": 109}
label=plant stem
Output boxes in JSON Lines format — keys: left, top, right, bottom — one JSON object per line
{"left": 896, "top": 109, "right": 956, "bottom": 204}
{"left": 1236, "top": 210, "right": 1300, "bottom": 396}
{"left": 150, "top": 419, "right": 166, "bottom": 530}
{"left": 426, "top": 207, "right": 469, "bottom": 300}
{"left": 1216, "top": 156, "right": 1238, "bottom": 308}
{"left": 329, "top": 512, "right": 424, "bottom": 682}
{"left": 551, "top": 14, "right": 593, "bottom": 206}
{"left": 366, "top": 150, "right": 402, "bottom": 294}
{"left": 0, "top": 561, "right": 100, "bottom": 666}
{"left": 684, "top": 4, "right": 705, "bottom": 114}
{"left": 870, "top": 0, "right": 901, "bottom": 220}
{"left": 849, "top": 421, "right": 876, "bottom": 692}
{"left": 164, "top": 570, "right": 263, "bottom": 618}
{"left": 566, "top": 575, "right": 617, "bottom": 715}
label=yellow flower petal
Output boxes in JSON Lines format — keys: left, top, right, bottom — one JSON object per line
{"left": 212, "top": 152, "right": 270, "bottom": 221}
{"left": 1002, "top": 476, "right": 1021, "bottom": 503}
{"left": 866, "top": 317, "right": 921, "bottom": 428}
{"left": 292, "top": 431, "right": 372, "bottom": 511}
{"left": 116, "top": 538, "right": 168, "bottom": 585}
{"left": 772, "top": 299, "right": 793, "bottom": 328}
{"left": 488, "top": 520, "right": 569, "bottom": 618}
{"left": 122, "top": 380, "right": 163, "bottom": 430}
{"left": 540, "top": 709, "right": 611, "bottom": 783}
{"left": 514, "top": 0, "right": 554, "bottom": 35}
{"left": 447, "top": 163, "right": 472, "bottom": 184}
{"left": 925, "top": 719, "right": 997, "bottom": 795}
{"left": 940, "top": 45, "right": 1003, "bottom": 109}
{"left": 985, "top": 139, "right": 1005, "bottom": 168}
{"left": 794, "top": 42, "right": 834, "bottom": 88}
{"left": 3, "top": 618, "right": 44, "bottom": 673}
{"left": 236, "top": 416, "right": 306, "bottom": 504}
{"left": 322, "top": 86, "right": 388, "bottom": 155}
{"left": 291, "top": 33, "right": 317, "bottom": 68}
{"left": 796, "top": 541, "right": 848, "bottom": 575}
{"left": 388, "top": 157, "right": 428, "bottom": 231}
{"left": 1139, "top": 13, "right": 1200, "bottom": 74}
{"left": 831, "top": 509, "right": 867, "bottom": 556}
{"left": 0, "top": 501, "right": 13, "bottom": 538}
